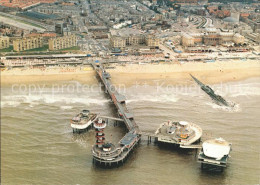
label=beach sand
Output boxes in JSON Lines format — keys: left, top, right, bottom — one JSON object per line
{"left": 108, "top": 60, "right": 260, "bottom": 86}
{"left": 1, "top": 61, "right": 260, "bottom": 86}
{"left": 1, "top": 67, "right": 96, "bottom": 86}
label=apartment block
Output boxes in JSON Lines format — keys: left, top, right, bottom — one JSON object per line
{"left": 48, "top": 35, "right": 77, "bottom": 50}
{"left": 182, "top": 33, "right": 195, "bottom": 47}
{"left": 182, "top": 27, "right": 245, "bottom": 47}
{"left": 110, "top": 34, "right": 159, "bottom": 49}
{"left": 233, "top": 33, "right": 245, "bottom": 44}
{"left": 13, "top": 36, "right": 43, "bottom": 52}
{"left": 126, "top": 35, "right": 145, "bottom": 45}
{"left": 110, "top": 36, "right": 126, "bottom": 49}
{"left": 0, "top": 36, "right": 10, "bottom": 49}
{"left": 145, "top": 35, "right": 160, "bottom": 48}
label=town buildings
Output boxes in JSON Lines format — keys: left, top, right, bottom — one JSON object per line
{"left": 110, "top": 32, "right": 159, "bottom": 50}
{"left": 182, "top": 26, "right": 245, "bottom": 47}
{"left": 110, "top": 36, "right": 126, "bottom": 49}
{"left": 145, "top": 35, "right": 160, "bottom": 48}
{"left": 13, "top": 36, "right": 43, "bottom": 52}
{"left": 0, "top": 0, "right": 57, "bottom": 9}
{"left": 48, "top": 34, "right": 77, "bottom": 50}
{"left": 0, "top": 36, "right": 10, "bottom": 49}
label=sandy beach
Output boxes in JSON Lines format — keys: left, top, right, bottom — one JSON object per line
{"left": 1, "top": 66, "right": 96, "bottom": 86}
{"left": 1, "top": 60, "right": 260, "bottom": 86}
{"left": 108, "top": 60, "right": 260, "bottom": 86}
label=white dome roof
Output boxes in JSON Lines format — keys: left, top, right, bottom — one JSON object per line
{"left": 202, "top": 138, "right": 231, "bottom": 160}
{"left": 179, "top": 121, "right": 189, "bottom": 126}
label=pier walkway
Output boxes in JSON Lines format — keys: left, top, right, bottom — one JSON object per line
{"left": 91, "top": 61, "right": 141, "bottom": 166}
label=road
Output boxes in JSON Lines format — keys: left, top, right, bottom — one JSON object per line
{"left": 159, "top": 43, "right": 179, "bottom": 61}
{"left": 0, "top": 12, "right": 53, "bottom": 31}
{"left": 0, "top": 15, "right": 46, "bottom": 32}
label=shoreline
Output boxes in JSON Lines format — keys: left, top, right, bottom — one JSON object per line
{"left": 1, "top": 61, "right": 260, "bottom": 86}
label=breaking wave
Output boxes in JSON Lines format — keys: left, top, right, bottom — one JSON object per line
{"left": 230, "top": 89, "right": 260, "bottom": 97}
{"left": 220, "top": 81, "right": 260, "bottom": 98}
{"left": 60, "top": 106, "right": 73, "bottom": 110}
{"left": 1, "top": 94, "right": 109, "bottom": 108}
{"left": 126, "top": 93, "right": 179, "bottom": 104}
{"left": 206, "top": 102, "right": 241, "bottom": 112}
{"left": 1, "top": 101, "right": 21, "bottom": 108}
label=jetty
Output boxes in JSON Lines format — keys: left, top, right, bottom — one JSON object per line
{"left": 91, "top": 61, "right": 141, "bottom": 166}
{"left": 190, "top": 74, "right": 234, "bottom": 107}
{"left": 197, "top": 138, "right": 232, "bottom": 171}
{"left": 68, "top": 61, "right": 232, "bottom": 171}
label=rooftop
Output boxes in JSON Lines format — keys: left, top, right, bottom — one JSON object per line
{"left": 223, "top": 17, "right": 239, "bottom": 23}
{"left": 0, "top": 0, "right": 56, "bottom": 9}
{"left": 17, "top": 11, "right": 59, "bottom": 20}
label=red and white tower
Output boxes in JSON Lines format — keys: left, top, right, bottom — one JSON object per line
{"left": 94, "top": 118, "right": 107, "bottom": 148}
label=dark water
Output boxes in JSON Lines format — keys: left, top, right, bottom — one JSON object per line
{"left": 1, "top": 78, "right": 260, "bottom": 185}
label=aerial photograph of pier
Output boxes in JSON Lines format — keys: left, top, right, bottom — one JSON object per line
{"left": 0, "top": 0, "right": 259, "bottom": 184}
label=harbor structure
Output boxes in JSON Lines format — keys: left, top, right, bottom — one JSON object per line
{"left": 70, "top": 110, "right": 98, "bottom": 133}
{"left": 60, "top": 61, "right": 235, "bottom": 171}
{"left": 66, "top": 62, "right": 233, "bottom": 170}
{"left": 91, "top": 61, "right": 141, "bottom": 166}
{"left": 190, "top": 74, "right": 234, "bottom": 107}
{"left": 94, "top": 118, "right": 107, "bottom": 148}
{"left": 198, "top": 138, "right": 232, "bottom": 171}
{"left": 155, "top": 121, "right": 202, "bottom": 147}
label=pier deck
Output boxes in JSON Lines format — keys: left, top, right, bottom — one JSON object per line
{"left": 91, "top": 61, "right": 141, "bottom": 166}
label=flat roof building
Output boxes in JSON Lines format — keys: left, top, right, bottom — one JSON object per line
{"left": 13, "top": 36, "right": 43, "bottom": 52}
{"left": 110, "top": 33, "right": 159, "bottom": 49}
{"left": 48, "top": 34, "right": 77, "bottom": 51}
{"left": 182, "top": 33, "right": 195, "bottom": 47}
{"left": 145, "top": 35, "right": 159, "bottom": 48}
{"left": 233, "top": 33, "right": 245, "bottom": 44}
{"left": 110, "top": 36, "right": 126, "bottom": 49}
{"left": 182, "top": 26, "right": 245, "bottom": 47}
{"left": 0, "top": 36, "right": 10, "bottom": 50}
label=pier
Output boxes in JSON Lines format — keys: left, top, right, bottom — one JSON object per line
{"left": 79, "top": 61, "right": 231, "bottom": 170}
{"left": 91, "top": 61, "right": 141, "bottom": 166}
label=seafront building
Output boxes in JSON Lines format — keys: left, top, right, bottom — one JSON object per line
{"left": 126, "top": 35, "right": 145, "bottom": 45}
{"left": 246, "top": 33, "right": 260, "bottom": 44}
{"left": 145, "top": 35, "right": 160, "bottom": 48}
{"left": 110, "top": 36, "right": 126, "bottom": 49}
{"left": 13, "top": 36, "right": 43, "bottom": 52}
{"left": 182, "top": 27, "right": 245, "bottom": 47}
{"left": 110, "top": 34, "right": 159, "bottom": 49}
{"left": 0, "top": 36, "right": 10, "bottom": 49}
{"left": 48, "top": 34, "right": 77, "bottom": 50}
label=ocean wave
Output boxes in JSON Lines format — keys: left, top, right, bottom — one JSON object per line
{"left": 126, "top": 93, "right": 179, "bottom": 104}
{"left": 71, "top": 134, "right": 95, "bottom": 149}
{"left": 215, "top": 82, "right": 260, "bottom": 97}
{"left": 1, "top": 101, "right": 21, "bottom": 108}
{"left": 60, "top": 106, "right": 73, "bottom": 110}
{"left": 230, "top": 90, "right": 260, "bottom": 97}
{"left": 1, "top": 94, "right": 110, "bottom": 108}
{"left": 206, "top": 102, "right": 241, "bottom": 112}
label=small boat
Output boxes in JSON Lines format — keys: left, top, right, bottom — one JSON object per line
{"left": 155, "top": 121, "right": 202, "bottom": 146}
{"left": 71, "top": 110, "right": 98, "bottom": 133}
{"left": 198, "top": 138, "right": 232, "bottom": 170}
